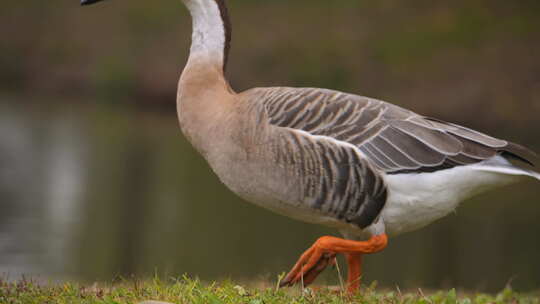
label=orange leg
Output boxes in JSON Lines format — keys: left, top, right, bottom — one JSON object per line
{"left": 279, "top": 234, "right": 388, "bottom": 293}
{"left": 345, "top": 253, "right": 362, "bottom": 293}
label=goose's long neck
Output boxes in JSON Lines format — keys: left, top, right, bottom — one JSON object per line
{"left": 181, "top": 0, "right": 231, "bottom": 82}
{"left": 178, "top": 0, "right": 235, "bottom": 154}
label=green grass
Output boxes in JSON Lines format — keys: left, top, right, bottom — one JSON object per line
{"left": 1, "top": 276, "right": 539, "bottom": 304}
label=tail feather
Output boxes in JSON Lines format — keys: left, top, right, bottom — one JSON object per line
{"left": 471, "top": 155, "right": 540, "bottom": 181}
{"left": 499, "top": 142, "right": 540, "bottom": 177}
{"left": 472, "top": 165, "right": 540, "bottom": 180}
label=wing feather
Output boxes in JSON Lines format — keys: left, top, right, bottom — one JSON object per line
{"left": 370, "top": 136, "right": 420, "bottom": 169}
{"left": 379, "top": 126, "right": 446, "bottom": 166}
{"left": 389, "top": 120, "right": 462, "bottom": 155}
{"left": 424, "top": 117, "right": 507, "bottom": 147}
{"left": 243, "top": 87, "right": 538, "bottom": 174}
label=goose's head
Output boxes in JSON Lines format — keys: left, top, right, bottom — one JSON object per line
{"left": 81, "top": 0, "right": 104, "bottom": 5}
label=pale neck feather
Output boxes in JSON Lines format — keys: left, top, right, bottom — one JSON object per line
{"left": 177, "top": 0, "right": 235, "bottom": 152}
{"left": 183, "top": 0, "right": 227, "bottom": 70}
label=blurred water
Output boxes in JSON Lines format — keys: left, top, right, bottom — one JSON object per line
{"left": 0, "top": 99, "right": 539, "bottom": 291}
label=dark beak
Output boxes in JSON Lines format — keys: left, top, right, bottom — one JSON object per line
{"left": 81, "top": 0, "right": 106, "bottom": 5}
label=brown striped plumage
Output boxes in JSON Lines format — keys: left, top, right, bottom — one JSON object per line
{"left": 270, "top": 126, "right": 387, "bottom": 228}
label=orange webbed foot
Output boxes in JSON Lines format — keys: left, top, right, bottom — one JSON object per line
{"left": 279, "top": 244, "right": 337, "bottom": 288}
{"left": 279, "top": 234, "right": 388, "bottom": 293}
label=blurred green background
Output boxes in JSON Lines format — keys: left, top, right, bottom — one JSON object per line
{"left": 0, "top": 0, "right": 539, "bottom": 292}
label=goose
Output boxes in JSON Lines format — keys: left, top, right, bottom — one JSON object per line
{"left": 81, "top": 0, "right": 540, "bottom": 293}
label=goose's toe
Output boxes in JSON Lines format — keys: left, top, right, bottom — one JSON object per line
{"left": 280, "top": 245, "right": 337, "bottom": 288}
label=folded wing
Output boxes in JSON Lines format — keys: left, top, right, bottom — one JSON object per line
{"left": 246, "top": 87, "right": 538, "bottom": 174}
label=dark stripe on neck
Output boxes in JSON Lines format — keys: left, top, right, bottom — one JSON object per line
{"left": 214, "top": 0, "right": 231, "bottom": 72}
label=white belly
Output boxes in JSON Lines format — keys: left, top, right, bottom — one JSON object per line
{"left": 381, "top": 164, "right": 518, "bottom": 236}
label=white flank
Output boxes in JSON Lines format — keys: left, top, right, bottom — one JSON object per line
{"left": 381, "top": 155, "right": 535, "bottom": 236}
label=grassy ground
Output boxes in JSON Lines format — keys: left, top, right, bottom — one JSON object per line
{"left": 1, "top": 276, "right": 539, "bottom": 304}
